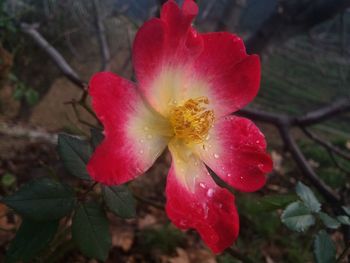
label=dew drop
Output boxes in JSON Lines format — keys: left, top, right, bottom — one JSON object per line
{"left": 207, "top": 188, "right": 214, "bottom": 197}
{"left": 240, "top": 176, "right": 244, "bottom": 180}
{"left": 213, "top": 153, "right": 219, "bottom": 159}
{"left": 139, "top": 150, "right": 144, "bottom": 154}
{"left": 205, "top": 134, "right": 210, "bottom": 141}
{"left": 199, "top": 182, "right": 206, "bottom": 189}
{"left": 227, "top": 173, "right": 232, "bottom": 177}
{"left": 256, "top": 140, "right": 260, "bottom": 144}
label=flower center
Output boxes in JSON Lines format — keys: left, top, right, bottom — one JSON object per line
{"left": 169, "top": 97, "right": 214, "bottom": 144}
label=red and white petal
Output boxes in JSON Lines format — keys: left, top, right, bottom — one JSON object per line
{"left": 166, "top": 140, "right": 239, "bottom": 253}
{"left": 87, "top": 72, "right": 170, "bottom": 185}
{"left": 132, "top": 0, "right": 203, "bottom": 115}
{"left": 195, "top": 116, "right": 272, "bottom": 192}
{"left": 193, "top": 33, "right": 261, "bottom": 116}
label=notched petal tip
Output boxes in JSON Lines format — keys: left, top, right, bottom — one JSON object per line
{"left": 182, "top": 0, "right": 199, "bottom": 18}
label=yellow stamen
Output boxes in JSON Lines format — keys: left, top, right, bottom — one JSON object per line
{"left": 169, "top": 97, "right": 214, "bottom": 144}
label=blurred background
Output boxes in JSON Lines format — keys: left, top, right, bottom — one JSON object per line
{"left": 0, "top": 0, "right": 349, "bottom": 262}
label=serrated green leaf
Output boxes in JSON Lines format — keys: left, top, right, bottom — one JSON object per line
{"left": 103, "top": 185, "right": 136, "bottom": 218}
{"left": 90, "top": 128, "right": 104, "bottom": 149}
{"left": 296, "top": 181, "right": 321, "bottom": 212}
{"left": 318, "top": 212, "right": 340, "bottom": 229}
{"left": 2, "top": 177, "right": 75, "bottom": 221}
{"left": 281, "top": 201, "right": 315, "bottom": 232}
{"left": 58, "top": 133, "right": 92, "bottom": 180}
{"left": 72, "top": 202, "right": 111, "bottom": 261}
{"left": 342, "top": 206, "right": 350, "bottom": 216}
{"left": 5, "top": 220, "right": 58, "bottom": 263}
{"left": 337, "top": 215, "right": 350, "bottom": 225}
{"left": 313, "top": 230, "right": 336, "bottom": 263}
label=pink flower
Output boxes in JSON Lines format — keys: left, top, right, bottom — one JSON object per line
{"left": 87, "top": 0, "right": 272, "bottom": 253}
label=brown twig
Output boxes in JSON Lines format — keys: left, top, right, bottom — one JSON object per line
{"left": 295, "top": 98, "right": 350, "bottom": 126}
{"left": 20, "top": 23, "right": 86, "bottom": 89}
{"left": 92, "top": 0, "right": 111, "bottom": 71}
{"left": 302, "top": 127, "right": 350, "bottom": 161}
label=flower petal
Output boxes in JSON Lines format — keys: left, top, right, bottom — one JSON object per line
{"left": 132, "top": 1, "right": 203, "bottom": 115}
{"left": 194, "top": 33, "right": 261, "bottom": 116}
{"left": 196, "top": 115, "right": 272, "bottom": 192}
{"left": 166, "top": 140, "right": 239, "bottom": 253}
{"left": 87, "top": 72, "right": 170, "bottom": 185}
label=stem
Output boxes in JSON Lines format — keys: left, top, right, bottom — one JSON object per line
{"left": 336, "top": 242, "right": 350, "bottom": 263}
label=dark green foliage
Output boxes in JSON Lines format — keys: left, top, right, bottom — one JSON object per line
{"left": 313, "top": 230, "right": 336, "bottom": 263}
{"left": 57, "top": 133, "right": 92, "bottom": 180}
{"left": 91, "top": 128, "right": 104, "bottom": 149}
{"left": 318, "top": 212, "right": 340, "bottom": 229}
{"left": 295, "top": 182, "right": 321, "bottom": 213}
{"left": 140, "top": 224, "right": 185, "bottom": 254}
{"left": 2, "top": 177, "right": 76, "bottom": 221}
{"left": 72, "top": 201, "right": 111, "bottom": 261}
{"left": 5, "top": 220, "right": 58, "bottom": 263}
{"left": 103, "top": 185, "right": 136, "bottom": 218}
{"left": 281, "top": 201, "right": 315, "bottom": 232}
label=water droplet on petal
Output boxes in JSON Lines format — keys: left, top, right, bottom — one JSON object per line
{"left": 207, "top": 188, "right": 214, "bottom": 197}
{"left": 199, "top": 182, "right": 206, "bottom": 189}
{"left": 240, "top": 176, "right": 244, "bottom": 179}
{"left": 213, "top": 153, "right": 219, "bottom": 159}
{"left": 227, "top": 173, "right": 232, "bottom": 177}
{"left": 256, "top": 140, "right": 260, "bottom": 144}
{"left": 139, "top": 150, "right": 144, "bottom": 154}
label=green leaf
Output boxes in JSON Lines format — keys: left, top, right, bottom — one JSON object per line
{"left": 318, "top": 212, "right": 340, "bottom": 229}
{"left": 296, "top": 181, "right": 321, "bottom": 212}
{"left": 337, "top": 215, "right": 350, "bottom": 225}
{"left": 2, "top": 177, "right": 75, "bottom": 221}
{"left": 1, "top": 173, "right": 16, "bottom": 187}
{"left": 281, "top": 201, "right": 315, "bottom": 232}
{"left": 313, "top": 230, "right": 336, "bottom": 263}
{"left": 255, "top": 194, "right": 298, "bottom": 212}
{"left": 13, "top": 84, "right": 25, "bottom": 100}
{"left": 57, "top": 133, "right": 92, "bottom": 180}
{"left": 25, "top": 88, "right": 39, "bottom": 106}
{"left": 5, "top": 220, "right": 58, "bottom": 263}
{"left": 91, "top": 128, "right": 104, "bottom": 149}
{"left": 342, "top": 206, "right": 350, "bottom": 216}
{"left": 72, "top": 202, "right": 111, "bottom": 261}
{"left": 103, "top": 185, "right": 136, "bottom": 218}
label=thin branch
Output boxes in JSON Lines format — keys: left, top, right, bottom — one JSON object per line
{"left": 278, "top": 125, "right": 341, "bottom": 204}
{"left": 336, "top": 241, "right": 350, "bottom": 262}
{"left": 302, "top": 128, "right": 350, "bottom": 161}
{"left": 20, "top": 23, "right": 86, "bottom": 89}
{"left": 92, "top": 0, "right": 111, "bottom": 71}
{"left": 328, "top": 151, "right": 350, "bottom": 174}
{"left": 0, "top": 122, "right": 58, "bottom": 144}
{"left": 295, "top": 98, "right": 350, "bottom": 126}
